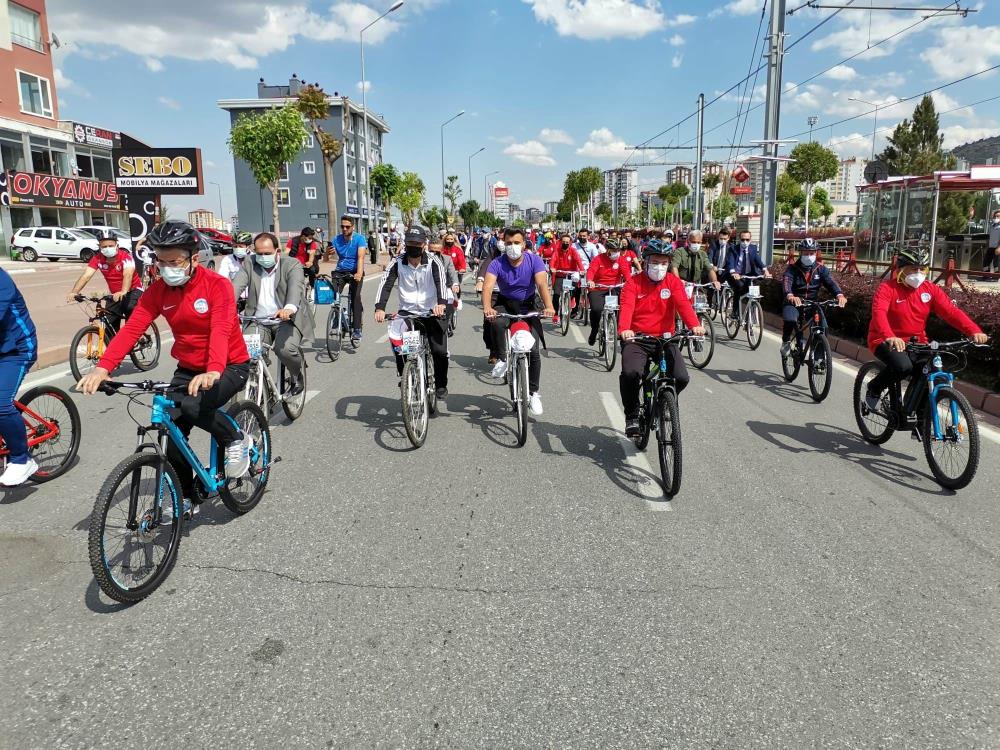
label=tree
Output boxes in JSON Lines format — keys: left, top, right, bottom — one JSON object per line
{"left": 396, "top": 171, "right": 426, "bottom": 227}
{"left": 419, "top": 205, "right": 445, "bottom": 229}
{"left": 370, "top": 162, "right": 402, "bottom": 234}
{"left": 786, "top": 141, "right": 838, "bottom": 227}
{"left": 702, "top": 173, "right": 722, "bottom": 229}
{"left": 811, "top": 186, "right": 835, "bottom": 226}
{"left": 228, "top": 104, "right": 306, "bottom": 234}
{"left": 595, "top": 201, "right": 612, "bottom": 226}
{"left": 157, "top": 203, "right": 171, "bottom": 222}
{"left": 661, "top": 183, "right": 690, "bottom": 225}
{"left": 458, "top": 199, "right": 480, "bottom": 229}
{"left": 512, "top": 218, "right": 527, "bottom": 229}
{"left": 709, "top": 193, "right": 737, "bottom": 226}
{"left": 444, "top": 175, "right": 462, "bottom": 224}
{"left": 297, "top": 84, "right": 347, "bottom": 241}
{"left": 477, "top": 210, "right": 503, "bottom": 228}
{"left": 776, "top": 172, "right": 805, "bottom": 226}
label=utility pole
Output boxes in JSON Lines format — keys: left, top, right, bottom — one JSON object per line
{"left": 760, "top": 0, "right": 787, "bottom": 266}
{"left": 694, "top": 93, "right": 705, "bottom": 230}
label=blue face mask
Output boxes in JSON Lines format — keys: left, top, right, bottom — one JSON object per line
{"left": 255, "top": 253, "right": 276, "bottom": 269}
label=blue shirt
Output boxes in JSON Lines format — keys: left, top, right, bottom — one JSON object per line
{"left": 487, "top": 253, "right": 546, "bottom": 302}
{"left": 0, "top": 267, "right": 36, "bottom": 361}
{"left": 334, "top": 232, "right": 367, "bottom": 272}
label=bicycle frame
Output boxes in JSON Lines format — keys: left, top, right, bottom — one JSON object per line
{"left": 0, "top": 401, "right": 61, "bottom": 456}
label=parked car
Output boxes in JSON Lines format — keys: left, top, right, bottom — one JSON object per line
{"left": 76, "top": 225, "right": 132, "bottom": 252}
{"left": 197, "top": 234, "right": 217, "bottom": 270}
{"left": 11, "top": 226, "right": 99, "bottom": 262}
{"left": 197, "top": 227, "right": 233, "bottom": 245}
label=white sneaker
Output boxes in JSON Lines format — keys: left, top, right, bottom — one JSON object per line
{"left": 225, "top": 434, "right": 252, "bottom": 479}
{"left": 0, "top": 458, "right": 38, "bottom": 487}
{"left": 491, "top": 359, "right": 508, "bottom": 379}
{"left": 528, "top": 392, "right": 543, "bottom": 416}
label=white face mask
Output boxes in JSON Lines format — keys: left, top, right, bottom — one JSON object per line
{"left": 100, "top": 247, "right": 118, "bottom": 258}
{"left": 740, "top": 240, "right": 750, "bottom": 249}
{"left": 608, "top": 251, "right": 620, "bottom": 260}
{"left": 233, "top": 248, "right": 248, "bottom": 259}
{"left": 159, "top": 265, "right": 190, "bottom": 287}
{"left": 505, "top": 244, "right": 523, "bottom": 261}
{"left": 800, "top": 254, "right": 816, "bottom": 267}
{"left": 646, "top": 263, "right": 669, "bottom": 282}
{"left": 496, "top": 240, "right": 505, "bottom": 252}
{"left": 904, "top": 272, "right": 926, "bottom": 289}
{"left": 689, "top": 243, "right": 702, "bottom": 252}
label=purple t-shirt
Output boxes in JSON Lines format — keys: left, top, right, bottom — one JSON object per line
{"left": 487, "top": 253, "right": 546, "bottom": 301}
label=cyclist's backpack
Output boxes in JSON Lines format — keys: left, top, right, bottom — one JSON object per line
{"left": 313, "top": 277, "right": 334, "bottom": 305}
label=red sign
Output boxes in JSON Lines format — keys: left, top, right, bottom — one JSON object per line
{"left": 494, "top": 187, "right": 509, "bottom": 198}
{"left": 730, "top": 186, "right": 753, "bottom": 195}
{"left": 7, "top": 171, "right": 121, "bottom": 211}
{"left": 732, "top": 165, "right": 750, "bottom": 183}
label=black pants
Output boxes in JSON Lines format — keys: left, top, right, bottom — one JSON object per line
{"left": 104, "top": 289, "right": 142, "bottom": 330}
{"left": 867, "top": 342, "right": 915, "bottom": 399}
{"left": 588, "top": 289, "right": 610, "bottom": 337}
{"left": 490, "top": 295, "right": 542, "bottom": 393}
{"left": 727, "top": 278, "right": 750, "bottom": 318}
{"left": 985, "top": 246, "right": 1000, "bottom": 274}
{"left": 619, "top": 340, "right": 689, "bottom": 418}
{"left": 333, "top": 272, "right": 364, "bottom": 331}
{"left": 167, "top": 362, "right": 250, "bottom": 498}
{"left": 781, "top": 303, "right": 801, "bottom": 342}
{"left": 394, "top": 317, "right": 448, "bottom": 389}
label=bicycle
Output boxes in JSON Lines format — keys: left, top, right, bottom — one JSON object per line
{"left": 88, "top": 380, "right": 271, "bottom": 603}
{"left": 853, "top": 339, "right": 987, "bottom": 490}
{"left": 387, "top": 311, "right": 439, "bottom": 448}
{"left": 495, "top": 312, "right": 540, "bottom": 448}
{"left": 722, "top": 275, "right": 767, "bottom": 350}
{"left": 70, "top": 294, "right": 160, "bottom": 382}
{"left": 781, "top": 299, "right": 840, "bottom": 402}
{"left": 240, "top": 315, "right": 308, "bottom": 421}
{"left": 682, "top": 282, "right": 717, "bottom": 370}
{"left": 590, "top": 283, "right": 624, "bottom": 372}
{"left": 553, "top": 271, "right": 580, "bottom": 336}
{"left": 705, "top": 281, "right": 732, "bottom": 323}
{"left": 0, "top": 385, "right": 81, "bottom": 483}
{"left": 323, "top": 271, "right": 361, "bottom": 361}
{"left": 627, "top": 331, "right": 702, "bottom": 497}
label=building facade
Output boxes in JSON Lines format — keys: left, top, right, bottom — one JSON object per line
{"left": 819, "top": 157, "right": 868, "bottom": 204}
{"left": 219, "top": 75, "right": 390, "bottom": 239}
{"left": 543, "top": 201, "right": 559, "bottom": 217}
{"left": 601, "top": 167, "right": 637, "bottom": 217}
{"left": 487, "top": 181, "right": 509, "bottom": 221}
{"left": 188, "top": 209, "right": 220, "bottom": 229}
{"left": 667, "top": 166, "right": 693, "bottom": 186}
{"left": 525, "top": 207, "right": 542, "bottom": 224}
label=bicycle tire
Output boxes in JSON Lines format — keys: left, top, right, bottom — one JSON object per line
{"left": 603, "top": 312, "right": 618, "bottom": 371}
{"left": 922, "top": 386, "right": 980, "bottom": 490}
{"left": 19, "top": 385, "right": 81, "bottom": 482}
{"left": 657, "top": 389, "right": 683, "bottom": 497}
{"left": 401, "top": 358, "right": 428, "bottom": 448}
{"left": 326, "top": 304, "right": 343, "bottom": 361}
{"left": 781, "top": 340, "right": 801, "bottom": 382}
{"left": 723, "top": 297, "right": 740, "bottom": 339}
{"left": 69, "top": 325, "right": 104, "bottom": 383}
{"left": 559, "top": 292, "right": 571, "bottom": 336}
{"left": 218, "top": 400, "right": 271, "bottom": 514}
{"left": 853, "top": 362, "right": 895, "bottom": 445}
{"left": 129, "top": 322, "right": 161, "bottom": 371}
{"left": 279, "top": 356, "right": 307, "bottom": 421}
{"left": 634, "top": 388, "right": 652, "bottom": 451}
{"left": 88, "top": 452, "right": 182, "bottom": 604}
{"left": 746, "top": 300, "right": 763, "bottom": 350}
{"left": 807, "top": 334, "right": 833, "bottom": 402}
{"left": 426, "top": 349, "right": 437, "bottom": 416}
{"left": 515, "top": 355, "right": 529, "bottom": 448}
{"left": 243, "top": 361, "right": 263, "bottom": 412}
{"left": 687, "top": 313, "right": 715, "bottom": 370}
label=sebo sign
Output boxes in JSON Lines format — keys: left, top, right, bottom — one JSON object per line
{"left": 112, "top": 147, "right": 204, "bottom": 195}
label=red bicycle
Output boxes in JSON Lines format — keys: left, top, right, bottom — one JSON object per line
{"left": 1, "top": 386, "right": 81, "bottom": 483}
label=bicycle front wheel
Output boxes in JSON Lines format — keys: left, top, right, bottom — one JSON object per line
{"left": 218, "top": 400, "right": 271, "bottom": 514}
{"left": 807, "top": 334, "right": 833, "bottom": 402}
{"left": 723, "top": 296, "right": 740, "bottom": 339}
{"left": 514, "top": 355, "right": 529, "bottom": 447}
{"left": 19, "top": 385, "right": 81, "bottom": 482}
{"left": 70, "top": 325, "right": 104, "bottom": 382}
{"left": 401, "top": 358, "right": 428, "bottom": 448}
{"left": 746, "top": 300, "right": 763, "bottom": 350}
{"left": 922, "top": 386, "right": 980, "bottom": 490}
{"left": 559, "top": 292, "right": 571, "bottom": 336}
{"left": 129, "top": 322, "right": 161, "bottom": 371}
{"left": 326, "top": 304, "right": 344, "bottom": 361}
{"left": 656, "top": 389, "right": 683, "bottom": 498}
{"left": 687, "top": 313, "right": 715, "bottom": 370}
{"left": 603, "top": 312, "right": 618, "bottom": 371}
{"left": 88, "top": 452, "right": 182, "bottom": 604}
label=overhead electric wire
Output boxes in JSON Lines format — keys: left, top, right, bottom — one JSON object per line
{"left": 726, "top": 1, "right": 770, "bottom": 174}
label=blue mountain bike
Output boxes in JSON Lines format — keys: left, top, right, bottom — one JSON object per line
{"left": 87, "top": 381, "right": 272, "bottom": 603}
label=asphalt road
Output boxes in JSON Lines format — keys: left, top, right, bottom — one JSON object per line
{"left": 1, "top": 273, "right": 998, "bottom": 748}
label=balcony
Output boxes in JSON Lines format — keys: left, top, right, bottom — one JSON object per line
{"left": 11, "top": 32, "right": 44, "bottom": 53}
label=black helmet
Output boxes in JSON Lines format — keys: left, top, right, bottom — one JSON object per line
{"left": 95, "top": 227, "right": 119, "bottom": 243}
{"left": 897, "top": 247, "right": 929, "bottom": 268}
{"left": 605, "top": 237, "right": 622, "bottom": 250}
{"left": 147, "top": 221, "right": 201, "bottom": 251}
{"left": 798, "top": 237, "right": 818, "bottom": 251}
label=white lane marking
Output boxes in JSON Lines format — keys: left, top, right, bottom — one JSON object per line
{"left": 705, "top": 387, "right": 714, "bottom": 394}
{"left": 376, "top": 332, "right": 389, "bottom": 344}
{"left": 570, "top": 320, "right": 587, "bottom": 345}
{"left": 598, "top": 391, "right": 672, "bottom": 511}
{"left": 6, "top": 269, "right": 35, "bottom": 275}
{"left": 759, "top": 328, "right": 1000, "bottom": 446}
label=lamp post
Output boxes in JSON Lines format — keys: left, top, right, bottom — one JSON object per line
{"left": 209, "top": 181, "right": 224, "bottom": 229}
{"left": 360, "top": 1, "right": 404, "bottom": 234}
{"left": 808, "top": 115, "right": 818, "bottom": 143}
{"left": 440, "top": 110, "right": 465, "bottom": 227}
{"left": 484, "top": 171, "right": 499, "bottom": 217}
{"left": 848, "top": 97, "right": 882, "bottom": 161}
{"left": 468, "top": 147, "right": 485, "bottom": 209}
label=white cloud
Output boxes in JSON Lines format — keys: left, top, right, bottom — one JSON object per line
{"left": 942, "top": 124, "right": 1000, "bottom": 150}
{"left": 539, "top": 128, "right": 574, "bottom": 145}
{"left": 920, "top": 25, "right": 1000, "bottom": 80}
{"left": 671, "top": 52, "right": 683, "bottom": 68}
{"left": 931, "top": 90, "right": 973, "bottom": 120}
{"left": 666, "top": 13, "right": 696, "bottom": 27}
{"left": 145, "top": 58, "right": 164, "bottom": 72}
{"left": 504, "top": 140, "right": 556, "bottom": 166}
{"left": 668, "top": 34, "right": 684, "bottom": 47}
{"left": 204, "top": 160, "right": 217, "bottom": 168}
{"left": 356, "top": 80, "right": 371, "bottom": 93}
{"left": 824, "top": 65, "right": 857, "bottom": 81}
{"left": 724, "top": 0, "right": 762, "bottom": 16}
{"left": 158, "top": 96, "right": 181, "bottom": 110}
{"left": 576, "top": 127, "right": 631, "bottom": 161}
{"left": 490, "top": 135, "right": 516, "bottom": 144}
{"left": 523, "top": 0, "right": 666, "bottom": 40}
{"left": 811, "top": 10, "right": 961, "bottom": 59}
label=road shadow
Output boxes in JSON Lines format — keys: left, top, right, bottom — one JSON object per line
{"left": 84, "top": 578, "right": 131, "bottom": 614}
{"left": 746, "top": 420, "right": 953, "bottom": 496}
{"left": 334, "top": 394, "right": 421, "bottom": 452}
{"left": 544, "top": 344, "right": 608, "bottom": 373}
{"left": 443, "top": 392, "right": 521, "bottom": 448}
{"left": 706, "top": 367, "right": 814, "bottom": 404}
{"left": 448, "top": 354, "right": 497, "bottom": 386}
{"left": 0, "top": 483, "right": 39, "bottom": 504}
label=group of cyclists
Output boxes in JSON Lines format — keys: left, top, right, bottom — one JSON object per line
{"left": 0, "top": 214, "right": 989, "bottom": 497}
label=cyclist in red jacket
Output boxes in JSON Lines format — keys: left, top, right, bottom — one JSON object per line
{"left": 585, "top": 237, "right": 630, "bottom": 345}
{"left": 549, "top": 237, "right": 586, "bottom": 325}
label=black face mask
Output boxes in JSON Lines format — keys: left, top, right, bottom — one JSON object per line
{"left": 405, "top": 246, "right": 423, "bottom": 259}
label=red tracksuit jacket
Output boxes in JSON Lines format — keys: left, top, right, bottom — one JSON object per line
{"left": 618, "top": 272, "right": 700, "bottom": 336}
{"left": 586, "top": 253, "right": 630, "bottom": 287}
{"left": 868, "top": 277, "right": 981, "bottom": 352}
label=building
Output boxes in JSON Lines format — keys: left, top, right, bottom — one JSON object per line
{"left": 0, "top": 0, "right": 130, "bottom": 247}
{"left": 666, "top": 166, "right": 693, "bottom": 186}
{"left": 487, "top": 180, "right": 509, "bottom": 221}
{"left": 543, "top": 201, "right": 559, "bottom": 217}
{"left": 819, "top": 157, "right": 868, "bottom": 204}
{"left": 508, "top": 203, "right": 523, "bottom": 223}
{"left": 188, "top": 209, "right": 220, "bottom": 229}
{"left": 703, "top": 161, "right": 724, "bottom": 178}
{"left": 745, "top": 158, "right": 789, "bottom": 211}
{"left": 218, "top": 75, "right": 390, "bottom": 238}
{"left": 525, "top": 207, "right": 542, "bottom": 224}
{"left": 602, "top": 167, "right": 638, "bottom": 217}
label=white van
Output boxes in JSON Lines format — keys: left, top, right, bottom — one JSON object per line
{"left": 11, "top": 227, "right": 99, "bottom": 262}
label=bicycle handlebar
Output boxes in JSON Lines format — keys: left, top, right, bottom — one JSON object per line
{"left": 590, "top": 283, "right": 624, "bottom": 290}
{"left": 384, "top": 310, "right": 439, "bottom": 320}
{"left": 629, "top": 330, "right": 705, "bottom": 342}
{"left": 74, "top": 293, "right": 112, "bottom": 303}
{"left": 494, "top": 312, "right": 541, "bottom": 319}
{"left": 98, "top": 379, "right": 175, "bottom": 395}
{"left": 239, "top": 314, "right": 284, "bottom": 325}
{"left": 906, "top": 338, "right": 989, "bottom": 352}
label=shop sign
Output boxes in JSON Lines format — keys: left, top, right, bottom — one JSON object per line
{"left": 112, "top": 147, "right": 204, "bottom": 194}
{"left": 6, "top": 170, "right": 121, "bottom": 210}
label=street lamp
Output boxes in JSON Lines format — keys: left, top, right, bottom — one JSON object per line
{"left": 848, "top": 97, "right": 882, "bottom": 161}
{"left": 808, "top": 116, "right": 818, "bottom": 143}
{"left": 208, "top": 181, "right": 224, "bottom": 228}
{"left": 484, "top": 170, "right": 499, "bottom": 215}
{"left": 360, "top": 0, "right": 404, "bottom": 233}
{"left": 440, "top": 110, "right": 465, "bottom": 226}
{"left": 468, "top": 147, "right": 485, "bottom": 208}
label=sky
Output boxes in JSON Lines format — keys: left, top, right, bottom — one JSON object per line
{"left": 47, "top": 0, "right": 1000, "bottom": 221}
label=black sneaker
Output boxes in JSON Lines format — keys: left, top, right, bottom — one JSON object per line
{"left": 863, "top": 389, "right": 881, "bottom": 413}
{"left": 288, "top": 375, "right": 304, "bottom": 396}
{"left": 625, "top": 417, "right": 641, "bottom": 437}
{"left": 435, "top": 387, "right": 448, "bottom": 399}
{"left": 588, "top": 330, "right": 598, "bottom": 346}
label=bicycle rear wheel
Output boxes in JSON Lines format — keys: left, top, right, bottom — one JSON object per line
{"left": 514, "top": 355, "right": 529, "bottom": 448}
{"left": 686, "top": 313, "right": 715, "bottom": 369}
{"left": 657, "top": 389, "right": 683, "bottom": 497}
{"left": 807, "top": 334, "right": 833, "bottom": 402}
{"left": 129, "top": 322, "right": 161, "bottom": 371}
{"left": 326, "top": 304, "right": 344, "bottom": 361}
{"left": 88, "top": 452, "right": 182, "bottom": 604}
{"left": 279, "top": 356, "right": 307, "bottom": 421}
{"left": 853, "top": 362, "right": 895, "bottom": 445}
{"left": 69, "top": 325, "right": 104, "bottom": 383}
{"left": 218, "top": 400, "right": 271, "bottom": 513}
{"left": 19, "top": 385, "right": 81, "bottom": 482}
{"left": 922, "top": 386, "right": 979, "bottom": 490}
{"left": 634, "top": 387, "right": 652, "bottom": 451}
{"left": 401, "top": 358, "right": 428, "bottom": 448}
{"left": 603, "top": 312, "right": 618, "bottom": 371}
{"left": 746, "top": 300, "right": 763, "bottom": 350}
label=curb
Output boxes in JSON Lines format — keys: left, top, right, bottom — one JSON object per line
{"left": 761, "top": 311, "right": 1000, "bottom": 419}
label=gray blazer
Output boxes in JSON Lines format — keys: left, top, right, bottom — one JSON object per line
{"left": 231, "top": 255, "right": 305, "bottom": 316}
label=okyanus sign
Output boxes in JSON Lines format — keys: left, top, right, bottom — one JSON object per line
{"left": 6, "top": 171, "right": 121, "bottom": 211}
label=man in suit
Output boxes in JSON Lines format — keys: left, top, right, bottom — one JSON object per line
{"left": 724, "top": 229, "right": 771, "bottom": 319}
{"left": 232, "top": 232, "right": 305, "bottom": 394}
{"left": 709, "top": 227, "right": 732, "bottom": 276}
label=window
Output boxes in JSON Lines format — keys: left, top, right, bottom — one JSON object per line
{"left": 305, "top": 187, "right": 317, "bottom": 200}
{"left": 9, "top": 3, "right": 42, "bottom": 52}
{"left": 76, "top": 153, "right": 93, "bottom": 178}
{"left": 303, "top": 160, "right": 315, "bottom": 175}
{"left": 34, "top": 229, "right": 51, "bottom": 239}
{"left": 347, "top": 163, "right": 356, "bottom": 182}
{"left": 277, "top": 187, "right": 291, "bottom": 207}
{"left": 0, "top": 140, "right": 25, "bottom": 172}
{"left": 31, "top": 146, "right": 50, "bottom": 174}
{"left": 56, "top": 230, "right": 74, "bottom": 241}
{"left": 17, "top": 70, "right": 53, "bottom": 118}
{"left": 303, "top": 134, "right": 314, "bottom": 148}
{"left": 279, "top": 162, "right": 289, "bottom": 181}
{"left": 92, "top": 155, "right": 113, "bottom": 182}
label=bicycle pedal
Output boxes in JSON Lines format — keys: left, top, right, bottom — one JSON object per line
{"left": 250, "top": 456, "right": 282, "bottom": 476}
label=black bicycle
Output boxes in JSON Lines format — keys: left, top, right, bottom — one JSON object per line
{"left": 781, "top": 299, "right": 840, "bottom": 402}
{"left": 853, "top": 339, "right": 988, "bottom": 490}
{"left": 325, "top": 271, "right": 361, "bottom": 361}
{"left": 628, "top": 331, "right": 702, "bottom": 498}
